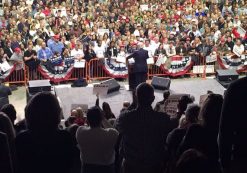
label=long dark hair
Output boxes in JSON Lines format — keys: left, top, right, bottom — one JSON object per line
{"left": 199, "top": 94, "right": 223, "bottom": 133}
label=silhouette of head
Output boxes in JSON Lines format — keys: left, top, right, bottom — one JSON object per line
{"left": 87, "top": 106, "right": 102, "bottom": 128}
{"left": 136, "top": 83, "right": 155, "bottom": 106}
{"left": 25, "top": 92, "right": 61, "bottom": 132}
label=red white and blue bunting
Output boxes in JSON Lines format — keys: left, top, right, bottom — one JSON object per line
{"left": 217, "top": 55, "right": 247, "bottom": 72}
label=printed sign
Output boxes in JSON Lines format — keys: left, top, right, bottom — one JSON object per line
{"left": 237, "top": 26, "right": 246, "bottom": 38}
{"left": 93, "top": 84, "right": 109, "bottom": 96}
{"left": 0, "top": 61, "right": 11, "bottom": 72}
{"left": 97, "top": 28, "right": 110, "bottom": 36}
{"left": 74, "top": 59, "right": 85, "bottom": 68}
{"left": 147, "top": 57, "right": 154, "bottom": 64}
{"left": 140, "top": 4, "right": 149, "bottom": 11}
{"left": 116, "top": 55, "right": 126, "bottom": 63}
{"left": 165, "top": 94, "right": 190, "bottom": 117}
{"left": 155, "top": 54, "right": 167, "bottom": 67}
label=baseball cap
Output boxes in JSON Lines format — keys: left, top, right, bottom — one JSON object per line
{"left": 14, "top": 47, "right": 21, "bottom": 53}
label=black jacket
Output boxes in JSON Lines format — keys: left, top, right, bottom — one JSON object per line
{"left": 0, "top": 84, "right": 11, "bottom": 109}
{"left": 106, "top": 47, "right": 118, "bottom": 58}
{"left": 219, "top": 77, "right": 247, "bottom": 169}
{"left": 128, "top": 48, "right": 149, "bottom": 73}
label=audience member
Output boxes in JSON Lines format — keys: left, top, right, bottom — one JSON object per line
{"left": 166, "top": 104, "right": 200, "bottom": 173}
{"left": 154, "top": 90, "right": 170, "bottom": 113}
{"left": 120, "top": 101, "right": 130, "bottom": 114}
{"left": 102, "top": 102, "right": 116, "bottom": 120}
{"left": 219, "top": 77, "right": 247, "bottom": 173}
{"left": 0, "top": 131, "right": 13, "bottom": 173}
{"left": 15, "top": 92, "right": 76, "bottom": 173}
{"left": 0, "top": 78, "right": 12, "bottom": 109}
{"left": 0, "top": 112, "right": 16, "bottom": 173}
{"left": 127, "top": 90, "right": 137, "bottom": 111}
{"left": 76, "top": 106, "right": 119, "bottom": 173}
{"left": 170, "top": 95, "right": 193, "bottom": 129}
{"left": 1, "top": 103, "right": 16, "bottom": 126}
{"left": 116, "top": 83, "right": 171, "bottom": 173}
{"left": 179, "top": 94, "right": 223, "bottom": 173}
{"left": 175, "top": 149, "right": 211, "bottom": 173}
{"left": 74, "top": 107, "right": 86, "bottom": 126}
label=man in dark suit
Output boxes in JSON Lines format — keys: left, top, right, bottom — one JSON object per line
{"left": 4, "top": 41, "right": 14, "bottom": 59}
{"left": 0, "top": 79, "right": 12, "bottom": 109}
{"left": 126, "top": 44, "right": 149, "bottom": 89}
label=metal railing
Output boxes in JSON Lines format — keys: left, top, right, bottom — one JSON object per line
{"left": 4, "top": 55, "right": 232, "bottom": 84}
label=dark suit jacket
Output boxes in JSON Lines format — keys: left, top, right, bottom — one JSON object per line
{"left": 106, "top": 47, "right": 118, "bottom": 57}
{"left": 129, "top": 48, "right": 149, "bottom": 73}
{"left": 0, "top": 132, "right": 13, "bottom": 173}
{"left": 0, "top": 84, "right": 11, "bottom": 109}
{"left": 219, "top": 77, "right": 247, "bottom": 169}
{"left": 116, "top": 106, "right": 171, "bottom": 165}
{"left": 4, "top": 47, "right": 14, "bottom": 59}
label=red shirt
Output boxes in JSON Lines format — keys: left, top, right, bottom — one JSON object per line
{"left": 42, "top": 9, "right": 51, "bottom": 16}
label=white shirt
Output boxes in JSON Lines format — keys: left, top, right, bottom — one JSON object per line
{"left": 233, "top": 20, "right": 241, "bottom": 28}
{"left": 71, "top": 48, "right": 84, "bottom": 59}
{"left": 26, "top": 0, "right": 34, "bottom": 5}
{"left": 150, "top": 41, "right": 160, "bottom": 51}
{"left": 233, "top": 44, "right": 245, "bottom": 57}
{"left": 76, "top": 127, "right": 119, "bottom": 165}
{"left": 133, "top": 30, "right": 140, "bottom": 37}
{"left": 165, "top": 46, "right": 176, "bottom": 57}
{"left": 144, "top": 45, "right": 155, "bottom": 57}
{"left": 163, "top": 43, "right": 169, "bottom": 50}
{"left": 94, "top": 45, "right": 106, "bottom": 58}
{"left": 214, "top": 30, "right": 221, "bottom": 42}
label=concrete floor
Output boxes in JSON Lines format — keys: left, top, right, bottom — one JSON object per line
{"left": 9, "top": 77, "right": 226, "bottom": 122}
{"left": 9, "top": 86, "right": 26, "bottom": 122}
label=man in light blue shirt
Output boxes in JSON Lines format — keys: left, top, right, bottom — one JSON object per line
{"left": 37, "top": 42, "right": 53, "bottom": 62}
{"left": 48, "top": 35, "right": 64, "bottom": 54}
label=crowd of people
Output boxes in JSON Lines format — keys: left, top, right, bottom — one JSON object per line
{"left": 1, "top": 77, "right": 247, "bottom": 173}
{"left": 0, "top": 0, "right": 247, "bottom": 173}
{"left": 0, "top": 0, "right": 247, "bottom": 79}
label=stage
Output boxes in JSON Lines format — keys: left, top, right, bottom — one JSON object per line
{"left": 54, "top": 78, "right": 225, "bottom": 120}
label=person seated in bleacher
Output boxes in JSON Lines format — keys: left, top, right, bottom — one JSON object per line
{"left": 154, "top": 90, "right": 170, "bottom": 113}
{"left": 178, "top": 94, "right": 223, "bottom": 173}
{"left": 76, "top": 106, "right": 119, "bottom": 173}
{"left": 1, "top": 104, "right": 17, "bottom": 128}
{"left": 166, "top": 104, "right": 200, "bottom": 173}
